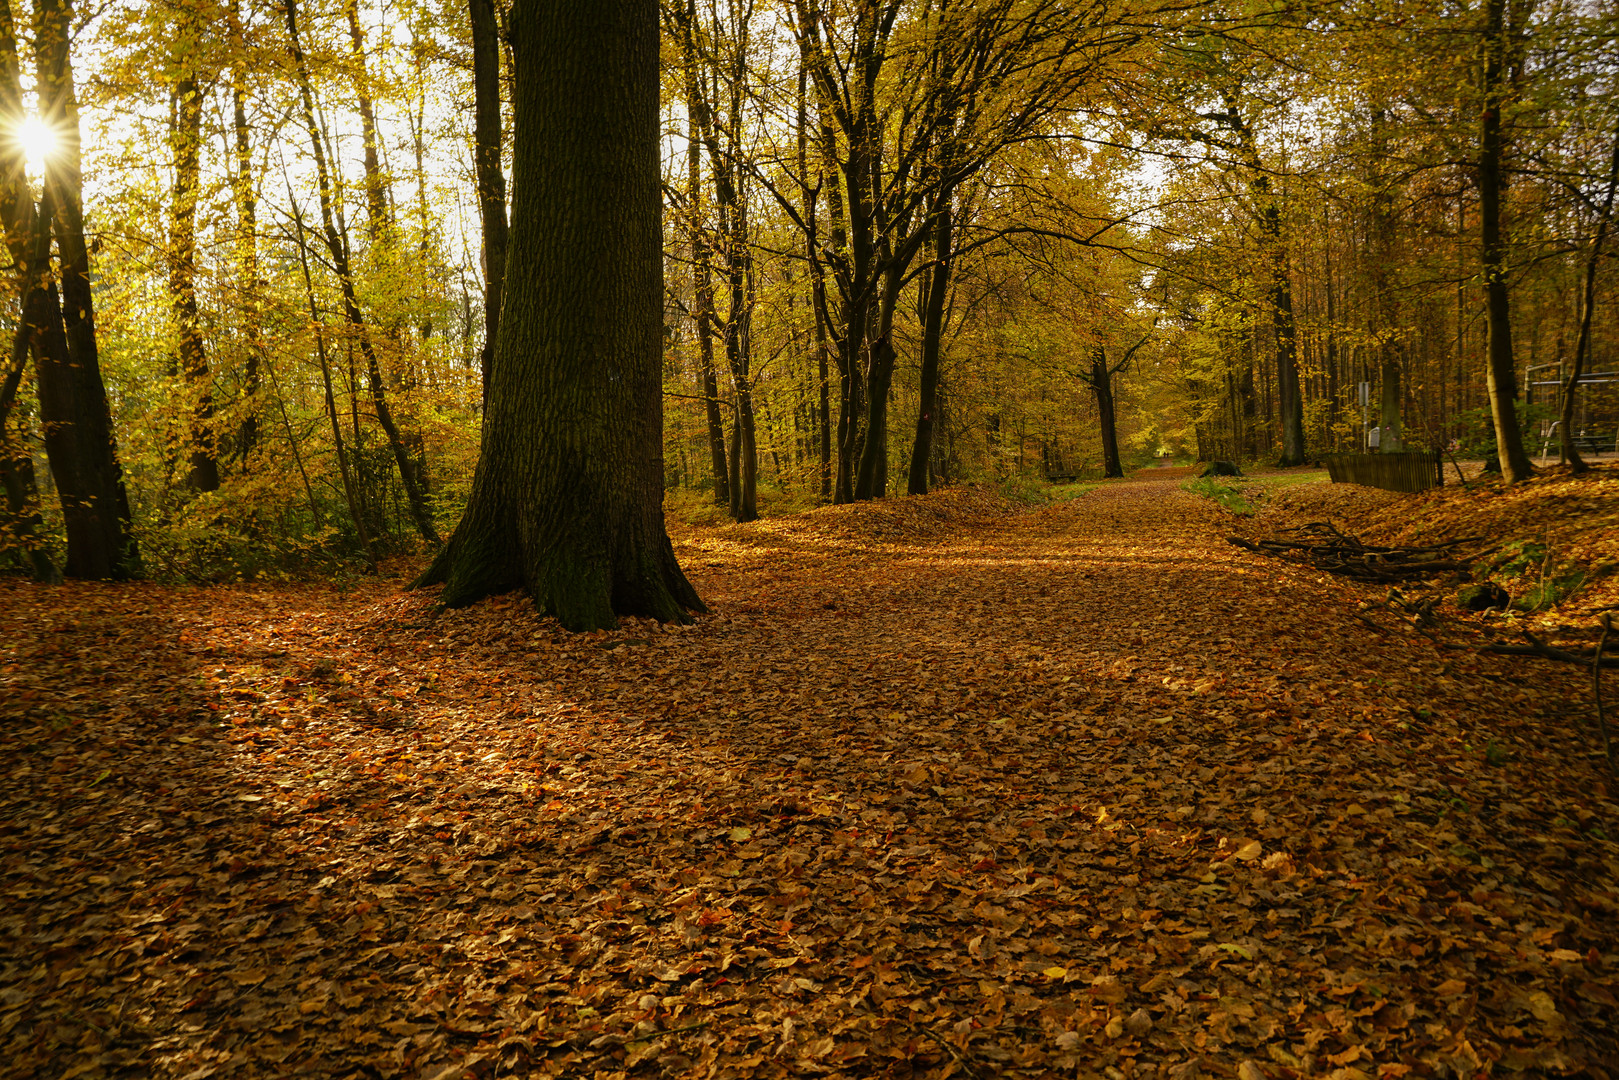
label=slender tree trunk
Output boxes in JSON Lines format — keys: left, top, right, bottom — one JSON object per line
{"left": 1226, "top": 94, "right": 1305, "bottom": 466}
{"left": 345, "top": 0, "right": 390, "bottom": 240}
{"left": 1091, "top": 347, "right": 1124, "bottom": 478}
{"left": 1323, "top": 211, "right": 1338, "bottom": 450}
{"left": 229, "top": 46, "right": 263, "bottom": 464}
{"left": 33, "top": 0, "right": 136, "bottom": 578}
{"left": 797, "top": 65, "right": 831, "bottom": 501}
{"left": 679, "top": 20, "right": 728, "bottom": 505}
{"left": 908, "top": 203, "right": 951, "bottom": 495}
{"left": 469, "top": 0, "right": 507, "bottom": 399}
{"left": 168, "top": 69, "right": 219, "bottom": 493}
{"left": 721, "top": 211, "right": 757, "bottom": 522}
{"left": 1480, "top": 0, "right": 1533, "bottom": 482}
{"left": 414, "top": 0, "right": 702, "bottom": 632}
{"left": 1557, "top": 115, "right": 1619, "bottom": 474}
{"left": 0, "top": 311, "right": 57, "bottom": 581}
{"left": 1269, "top": 212, "right": 1304, "bottom": 466}
{"left": 291, "top": 195, "right": 375, "bottom": 566}
{"left": 286, "top": 0, "right": 440, "bottom": 543}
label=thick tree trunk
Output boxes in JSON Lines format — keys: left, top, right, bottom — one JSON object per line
{"left": 33, "top": 0, "right": 136, "bottom": 578}
{"left": 415, "top": 0, "right": 702, "bottom": 632}
{"left": 907, "top": 204, "right": 951, "bottom": 496}
{"left": 1479, "top": 0, "right": 1532, "bottom": 483}
{"left": 854, "top": 265, "right": 902, "bottom": 500}
{"left": 469, "top": 0, "right": 506, "bottom": 399}
{"left": 169, "top": 71, "right": 219, "bottom": 493}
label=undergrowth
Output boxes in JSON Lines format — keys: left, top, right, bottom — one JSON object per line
{"left": 1183, "top": 476, "right": 1255, "bottom": 515}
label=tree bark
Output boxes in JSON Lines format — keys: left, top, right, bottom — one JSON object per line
{"left": 1270, "top": 219, "right": 1304, "bottom": 465}
{"left": 1480, "top": 0, "right": 1533, "bottom": 482}
{"left": 907, "top": 203, "right": 951, "bottom": 495}
{"left": 1092, "top": 346, "right": 1123, "bottom": 478}
{"left": 853, "top": 256, "right": 905, "bottom": 500}
{"left": 33, "top": 0, "right": 137, "bottom": 578}
{"left": 674, "top": 2, "right": 730, "bottom": 506}
{"left": 469, "top": 0, "right": 506, "bottom": 400}
{"left": 415, "top": 0, "right": 702, "bottom": 632}
{"left": 168, "top": 69, "right": 220, "bottom": 493}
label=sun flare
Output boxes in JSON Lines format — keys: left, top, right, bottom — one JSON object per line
{"left": 17, "top": 115, "right": 57, "bottom": 176}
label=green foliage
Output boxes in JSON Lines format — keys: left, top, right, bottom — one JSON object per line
{"left": 1480, "top": 538, "right": 1609, "bottom": 612}
{"left": 1048, "top": 481, "right": 1100, "bottom": 500}
{"left": 1183, "top": 476, "right": 1255, "bottom": 515}
{"left": 1454, "top": 404, "right": 1557, "bottom": 461}
{"left": 995, "top": 475, "right": 1051, "bottom": 505}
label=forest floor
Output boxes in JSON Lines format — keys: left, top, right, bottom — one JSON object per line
{"left": 3, "top": 465, "right": 1618, "bottom": 1080}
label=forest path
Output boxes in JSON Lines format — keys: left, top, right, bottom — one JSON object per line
{"left": 3, "top": 479, "right": 1615, "bottom": 1078}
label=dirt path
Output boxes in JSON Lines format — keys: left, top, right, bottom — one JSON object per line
{"left": 3, "top": 476, "right": 1615, "bottom": 1079}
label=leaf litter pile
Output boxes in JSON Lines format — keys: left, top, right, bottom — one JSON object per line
{"left": 4, "top": 473, "right": 1618, "bottom": 1080}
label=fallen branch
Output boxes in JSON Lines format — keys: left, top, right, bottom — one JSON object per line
{"left": 1596, "top": 615, "right": 1615, "bottom": 777}
{"left": 1227, "top": 523, "right": 1485, "bottom": 583}
{"left": 1484, "top": 631, "right": 1619, "bottom": 668}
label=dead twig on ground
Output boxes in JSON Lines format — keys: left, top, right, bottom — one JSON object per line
{"left": 1485, "top": 631, "right": 1619, "bottom": 668}
{"left": 1227, "top": 522, "right": 1485, "bottom": 583}
{"left": 1596, "top": 615, "right": 1615, "bottom": 777}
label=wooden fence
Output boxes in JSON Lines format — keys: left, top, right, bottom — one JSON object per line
{"left": 1323, "top": 452, "right": 1444, "bottom": 493}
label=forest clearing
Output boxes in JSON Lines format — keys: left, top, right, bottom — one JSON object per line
{"left": 5, "top": 465, "right": 1618, "bottom": 1079}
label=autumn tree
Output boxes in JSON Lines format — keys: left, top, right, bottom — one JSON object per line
{"left": 416, "top": 0, "right": 703, "bottom": 631}
{"left": 2, "top": 0, "right": 136, "bottom": 579}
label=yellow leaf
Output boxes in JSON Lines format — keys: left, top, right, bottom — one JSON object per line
{"left": 728, "top": 826, "right": 752, "bottom": 842}
{"left": 1043, "top": 966, "right": 1068, "bottom": 979}
{"left": 1234, "top": 840, "right": 1262, "bottom": 861}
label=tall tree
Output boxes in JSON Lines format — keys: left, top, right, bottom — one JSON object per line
{"left": 1479, "top": 0, "right": 1533, "bottom": 481}
{"left": 469, "top": 0, "right": 506, "bottom": 398}
{"left": 29, "top": 0, "right": 137, "bottom": 578}
{"left": 167, "top": 39, "right": 220, "bottom": 492}
{"left": 416, "top": 0, "right": 703, "bottom": 631}
{"left": 906, "top": 201, "right": 952, "bottom": 494}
